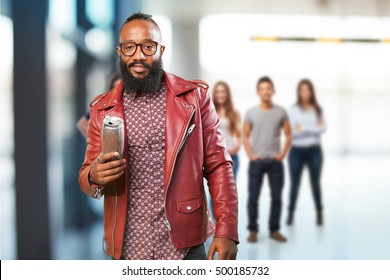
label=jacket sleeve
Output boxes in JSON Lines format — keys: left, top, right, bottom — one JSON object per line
{"left": 79, "top": 107, "right": 105, "bottom": 199}
{"left": 200, "top": 87, "right": 239, "bottom": 244}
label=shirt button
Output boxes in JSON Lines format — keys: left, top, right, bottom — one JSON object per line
{"left": 186, "top": 205, "right": 192, "bottom": 211}
{"left": 185, "top": 105, "right": 190, "bottom": 109}
{"left": 185, "top": 85, "right": 190, "bottom": 88}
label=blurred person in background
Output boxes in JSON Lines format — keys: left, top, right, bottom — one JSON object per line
{"left": 287, "top": 79, "right": 326, "bottom": 226}
{"left": 243, "top": 76, "right": 292, "bottom": 243}
{"left": 79, "top": 12, "right": 238, "bottom": 260}
{"left": 212, "top": 81, "right": 242, "bottom": 179}
{"left": 76, "top": 73, "right": 122, "bottom": 138}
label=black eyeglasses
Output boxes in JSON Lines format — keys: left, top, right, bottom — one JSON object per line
{"left": 119, "top": 40, "right": 162, "bottom": 57}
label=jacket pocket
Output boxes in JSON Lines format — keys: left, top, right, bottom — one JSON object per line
{"left": 177, "top": 198, "right": 200, "bottom": 214}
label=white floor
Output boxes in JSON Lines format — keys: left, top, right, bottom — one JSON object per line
{"left": 50, "top": 154, "right": 390, "bottom": 259}
{"left": 227, "top": 153, "right": 390, "bottom": 260}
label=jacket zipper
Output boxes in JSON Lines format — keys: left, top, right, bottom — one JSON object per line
{"left": 112, "top": 182, "right": 118, "bottom": 256}
{"left": 99, "top": 182, "right": 118, "bottom": 256}
{"left": 177, "top": 124, "right": 196, "bottom": 152}
{"left": 164, "top": 108, "right": 195, "bottom": 246}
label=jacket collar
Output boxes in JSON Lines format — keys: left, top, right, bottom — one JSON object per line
{"left": 98, "top": 71, "right": 196, "bottom": 110}
{"left": 97, "top": 81, "right": 123, "bottom": 110}
{"left": 163, "top": 71, "right": 197, "bottom": 96}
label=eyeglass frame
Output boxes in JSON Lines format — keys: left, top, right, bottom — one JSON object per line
{"left": 118, "top": 40, "right": 164, "bottom": 57}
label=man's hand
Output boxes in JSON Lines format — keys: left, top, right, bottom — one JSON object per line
{"left": 249, "top": 154, "right": 261, "bottom": 161}
{"left": 273, "top": 153, "right": 285, "bottom": 161}
{"left": 208, "top": 237, "right": 238, "bottom": 260}
{"left": 89, "top": 152, "right": 126, "bottom": 185}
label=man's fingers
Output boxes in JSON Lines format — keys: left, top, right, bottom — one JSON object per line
{"left": 100, "top": 165, "right": 125, "bottom": 178}
{"left": 90, "top": 152, "right": 126, "bottom": 185}
{"left": 99, "top": 152, "right": 120, "bottom": 163}
{"left": 226, "top": 251, "right": 234, "bottom": 260}
{"left": 218, "top": 250, "right": 227, "bottom": 260}
{"left": 98, "top": 159, "right": 126, "bottom": 171}
{"left": 207, "top": 244, "right": 216, "bottom": 260}
{"left": 99, "top": 171, "right": 124, "bottom": 185}
{"left": 227, "top": 250, "right": 237, "bottom": 260}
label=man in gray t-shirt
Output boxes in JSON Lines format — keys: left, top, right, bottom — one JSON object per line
{"left": 244, "top": 105, "right": 288, "bottom": 159}
{"left": 243, "top": 76, "right": 292, "bottom": 243}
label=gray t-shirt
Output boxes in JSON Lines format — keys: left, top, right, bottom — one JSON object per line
{"left": 244, "top": 104, "right": 288, "bottom": 158}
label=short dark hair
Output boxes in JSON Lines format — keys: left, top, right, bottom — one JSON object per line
{"left": 121, "top": 12, "right": 160, "bottom": 33}
{"left": 256, "top": 76, "right": 274, "bottom": 90}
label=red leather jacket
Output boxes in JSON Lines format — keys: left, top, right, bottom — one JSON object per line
{"left": 79, "top": 71, "right": 239, "bottom": 259}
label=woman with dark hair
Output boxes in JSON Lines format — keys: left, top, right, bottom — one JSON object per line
{"left": 287, "top": 79, "right": 326, "bottom": 226}
{"left": 212, "top": 81, "right": 241, "bottom": 179}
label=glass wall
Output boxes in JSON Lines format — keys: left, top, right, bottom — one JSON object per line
{"left": 0, "top": 13, "right": 16, "bottom": 260}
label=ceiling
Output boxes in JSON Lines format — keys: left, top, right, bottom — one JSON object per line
{"left": 139, "top": 0, "right": 390, "bottom": 22}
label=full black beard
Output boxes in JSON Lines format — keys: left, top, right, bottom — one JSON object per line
{"left": 119, "top": 58, "right": 164, "bottom": 97}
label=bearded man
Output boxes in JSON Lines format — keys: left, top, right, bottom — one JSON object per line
{"left": 79, "top": 12, "right": 239, "bottom": 260}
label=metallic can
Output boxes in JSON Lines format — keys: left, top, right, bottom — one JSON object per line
{"left": 102, "top": 116, "right": 124, "bottom": 159}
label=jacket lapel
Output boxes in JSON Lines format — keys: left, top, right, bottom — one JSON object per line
{"left": 163, "top": 72, "right": 196, "bottom": 190}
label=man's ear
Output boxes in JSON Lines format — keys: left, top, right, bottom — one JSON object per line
{"left": 160, "top": 45, "right": 165, "bottom": 55}
{"left": 116, "top": 46, "right": 121, "bottom": 57}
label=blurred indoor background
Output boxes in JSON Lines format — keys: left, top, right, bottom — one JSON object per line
{"left": 1, "top": 0, "right": 390, "bottom": 259}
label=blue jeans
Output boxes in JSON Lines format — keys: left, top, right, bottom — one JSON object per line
{"left": 184, "top": 243, "right": 208, "bottom": 260}
{"left": 288, "top": 145, "right": 323, "bottom": 211}
{"left": 247, "top": 159, "right": 284, "bottom": 232}
{"left": 231, "top": 154, "right": 240, "bottom": 180}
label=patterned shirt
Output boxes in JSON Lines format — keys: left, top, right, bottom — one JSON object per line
{"left": 121, "top": 82, "right": 190, "bottom": 260}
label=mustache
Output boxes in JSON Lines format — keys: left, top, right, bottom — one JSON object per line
{"left": 128, "top": 61, "right": 151, "bottom": 68}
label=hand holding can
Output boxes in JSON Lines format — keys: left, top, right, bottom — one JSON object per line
{"left": 89, "top": 116, "right": 126, "bottom": 186}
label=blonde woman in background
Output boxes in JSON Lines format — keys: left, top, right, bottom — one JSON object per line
{"left": 212, "top": 81, "right": 242, "bottom": 179}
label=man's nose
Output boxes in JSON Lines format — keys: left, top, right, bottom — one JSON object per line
{"left": 133, "top": 45, "right": 146, "bottom": 60}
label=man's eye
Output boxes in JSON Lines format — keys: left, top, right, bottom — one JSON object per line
{"left": 124, "top": 45, "right": 134, "bottom": 50}
{"left": 143, "top": 45, "right": 154, "bottom": 49}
